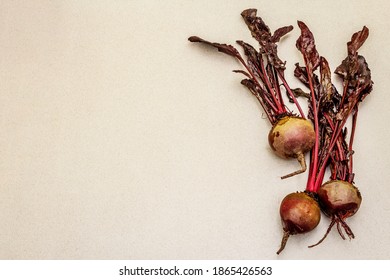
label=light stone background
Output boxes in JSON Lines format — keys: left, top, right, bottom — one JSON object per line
{"left": 1, "top": 0, "right": 389, "bottom": 259}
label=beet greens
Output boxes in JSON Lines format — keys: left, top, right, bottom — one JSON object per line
{"left": 189, "top": 9, "right": 305, "bottom": 124}
{"left": 277, "top": 23, "right": 372, "bottom": 253}
{"left": 294, "top": 21, "right": 341, "bottom": 193}
{"left": 307, "top": 26, "right": 373, "bottom": 248}
{"left": 189, "top": 9, "right": 316, "bottom": 179}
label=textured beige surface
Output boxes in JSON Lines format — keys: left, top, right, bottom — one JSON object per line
{"left": 1, "top": 0, "right": 389, "bottom": 259}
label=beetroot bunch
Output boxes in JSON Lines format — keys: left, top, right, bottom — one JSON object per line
{"left": 277, "top": 22, "right": 372, "bottom": 253}
{"left": 188, "top": 9, "right": 373, "bottom": 254}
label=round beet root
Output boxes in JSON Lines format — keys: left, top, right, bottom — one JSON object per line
{"left": 277, "top": 192, "right": 321, "bottom": 254}
{"left": 309, "top": 180, "right": 362, "bottom": 248}
{"left": 318, "top": 180, "right": 362, "bottom": 218}
{"left": 268, "top": 116, "right": 315, "bottom": 179}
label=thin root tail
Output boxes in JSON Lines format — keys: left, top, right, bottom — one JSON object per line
{"left": 309, "top": 215, "right": 356, "bottom": 248}
{"left": 276, "top": 231, "right": 290, "bottom": 255}
{"left": 308, "top": 219, "right": 336, "bottom": 248}
{"left": 337, "top": 214, "right": 355, "bottom": 239}
{"left": 281, "top": 152, "right": 306, "bottom": 179}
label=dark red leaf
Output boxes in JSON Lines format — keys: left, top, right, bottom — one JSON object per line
{"left": 296, "top": 21, "right": 320, "bottom": 71}
{"left": 233, "top": 70, "right": 251, "bottom": 78}
{"left": 240, "top": 9, "right": 287, "bottom": 69}
{"left": 294, "top": 63, "right": 309, "bottom": 87}
{"left": 271, "top": 26, "right": 294, "bottom": 43}
{"left": 188, "top": 36, "right": 240, "bottom": 58}
{"left": 347, "top": 26, "right": 369, "bottom": 55}
{"left": 319, "top": 57, "right": 333, "bottom": 102}
{"left": 241, "top": 8, "right": 271, "bottom": 42}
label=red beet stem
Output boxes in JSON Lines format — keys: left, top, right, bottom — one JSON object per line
{"left": 313, "top": 90, "right": 363, "bottom": 190}
{"left": 277, "top": 69, "right": 306, "bottom": 118}
{"left": 304, "top": 60, "right": 320, "bottom": 193}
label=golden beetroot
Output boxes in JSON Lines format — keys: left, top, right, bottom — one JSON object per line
{"left": 268, "top": 116, "right": 315, "bottom": 178}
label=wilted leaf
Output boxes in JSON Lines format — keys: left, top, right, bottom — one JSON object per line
{"left": 241, "top": 8, "right": 271, "bottom": 43}
{"left": 347, "top": 26, "right": 369, "bottom": 55}
{"left": 233, "top": 70, "right": 251, "bottom": 78}
{"left": 296, "top": 21, "right": 320, "bottom": 71}
{"left": 271, "top": 25, "right": 294, "bottom": 43}
{"left": 240, "top": 9, "right": 288, "bottom": 69}
{"left": 188, "top": 36, "right": 240, "bottom": 58}
{"left": 319, "top": 57, "right": 333, "bottom": 103}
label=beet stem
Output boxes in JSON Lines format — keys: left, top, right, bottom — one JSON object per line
{"left": 348, "top": 108, "right": 359, "bottom": 183}
{"left": 314, "top": 92, "right": 362, "bottom": 190}
{"left": 259, "top": 57, "right": 284, "bottom": 114}
{"left": 277, "top": 69, "right": 306, "bottom": 118}
{"left": 304, "top": 60, "right": 320, "bottom": 193}
{"left": 237, "top": 56, "right": 282, "bottom": 117}
{"left": 248, "top": 81, "right": 277, "bottom": 124}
